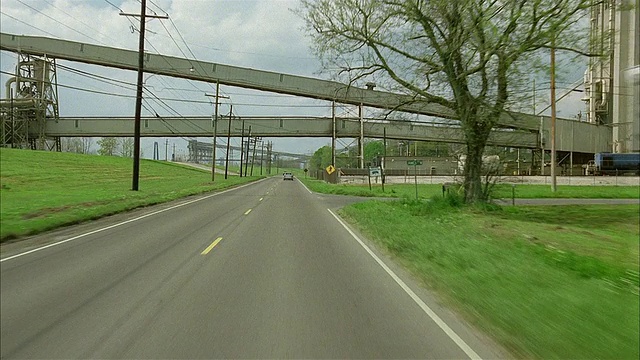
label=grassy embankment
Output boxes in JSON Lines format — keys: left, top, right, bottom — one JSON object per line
{"left": 302, "top": 178, "right": 639, "bottom": 359}
{"left": 0, "top": 148, "right": 261, "bottom": 241}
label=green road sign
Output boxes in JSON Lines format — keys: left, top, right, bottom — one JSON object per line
{"left": 407, "top": 160, "right": 423, "bottom": 165}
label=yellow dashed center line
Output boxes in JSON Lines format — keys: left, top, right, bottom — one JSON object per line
{"left": 201, "top": 237, "right": 223, "bottom": 255}
{"left": 244, "top": 209, "right": 252, "bottom": 215}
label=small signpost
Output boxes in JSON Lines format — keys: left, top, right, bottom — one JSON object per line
{"left": 368, "top": 167, "right": 381, "bottom": 191}
{"left": 407, "top": 159, "right": 421, "bottom": 199}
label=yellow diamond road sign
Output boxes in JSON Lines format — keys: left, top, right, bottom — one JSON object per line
{"left": 326, "top": 165, "right": 336, "bottom": 174}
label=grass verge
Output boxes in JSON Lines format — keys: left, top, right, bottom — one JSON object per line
{"left": 339, "top": 197, "right": 639, "bottom": 359}
{"left": 301, "top": 178, "right": 640, "bottom": 199}
{"left": 0, "top": 148, "right": 261, "bottom": 242}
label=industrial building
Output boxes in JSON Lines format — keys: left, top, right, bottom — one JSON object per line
{"left": 583, "top": 0, "right": 639, "bottom": 152}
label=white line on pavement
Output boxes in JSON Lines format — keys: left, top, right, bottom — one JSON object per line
{"left": 328, "top": 208, "right": 482, "bottom": 360}
{"left": 299, "top": 180, "right": 313, "bottom": 194}
{"left": 0, "top": 179, "right": 267, "bottom": 263}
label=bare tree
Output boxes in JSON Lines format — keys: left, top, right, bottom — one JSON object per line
{"left": 118, "top": 137, "right": 134, "bottom": 158}
{"left": 97, "top": 137, "right": 118, "bottom": 156}
{"left": 63, "top": 138, "right": 83, "bottom": 154}
{"left": 299, "top": 0, "right": 595, "bottom": 203}
{"left": 81, "top": 137, "right": 93, "bottom": 154}
{"left": 63, "top": 137, "right": 93, "bottom": 154}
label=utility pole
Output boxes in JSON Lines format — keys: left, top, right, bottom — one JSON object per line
{"left": 164, "top": 139, "right": 168, "bottom": 161}
{"left": 120, "top": 2, "right": 167, "bottom": 191}
{"left": 359, "top": 103, "right": 364, "bottom": 169}
{"left": 260, "top": 140, "right": 264, "bottom": 175}
{"left": 550, "top": 37, "right": 557, "bottom": 192}
{"left": 172, "top": 142, "right": 176, "bottom": 161}
{"left": 331, "top": 100, "right": 336, "bottom": 168}
{"left": 205, "top": 82, "right": 229, "bottom": 181}
{"left": 267, "top": 141, "right": 272, "bottom": 175}
{"left": 250, "top": 137, "right": 258, "bottom": 176}
{"left": 225, "top": 105, "right": 232, "bottom": 179}
{"left": 382, "top": 127, "right": 386, "bottom": 192}
{"left": 239, "top": 119, "right": 245, "bottom": 177}
{"left": 244, "top": 126, "right": 252, "bottom": 177}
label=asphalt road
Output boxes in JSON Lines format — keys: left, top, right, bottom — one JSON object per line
{"left": 1, "top": 177, "right": 506, "bottom": 359}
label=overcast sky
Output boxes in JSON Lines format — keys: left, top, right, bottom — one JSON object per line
{"left": 0, "top": 0, "right": 586, "bottom": 158}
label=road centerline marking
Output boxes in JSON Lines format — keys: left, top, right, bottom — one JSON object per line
{"left": 328, "top": 209, "right": 482, "bottom": 360}
{"left": 0, "top": 178, "right": 269, "bottom": 263}
{"left": 244, "top": 209, "right": 252, "bottom": 215}
{"left": 201, "top": 237, "right": 223, "bottom": 255}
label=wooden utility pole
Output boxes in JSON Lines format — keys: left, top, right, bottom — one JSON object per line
{"left": 120, "top": 1, "right": 167, "bottom": 191}
{"left": 225, "top": 105, "right": 232, "bottom": 179}
{"left": 244, "top": 125, "right": 251, "bottom": 177}
{"left": 239, "top": 119, "right": 245, "bottom": 177}
{"left": 205, "top": 82, "right": 228, "bottom": 181}
{"left": 359, "top": 103, "right": 364, "bottom": 169}
{"left": 331, "top": 100, "right": 336, "bottom": 167}
{"left": 550, "top": 38, "right": 557, "bottom": 192}
{"left": 250, "top": 137, "right": 258, "bottom": 176}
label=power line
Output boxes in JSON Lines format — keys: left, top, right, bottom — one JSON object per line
{"left": 142, "top": 35, "right": 210, "bottom": 113}
{"left": 57, "top": 64, "right": 137, "bottom": 90}
{"left": 143, "top": 87, "right": 210, "bottom": 132}
{"left": 0, "top": 11, "right": 57, "bottom": 37}
{"left": 2, "top": 67, "right": 333, "bottom": 108}
{"left": 0, "top": 69, "right": 137, "bottom": 98}
{"left": 159, "top": 17, "right": 225, "bottom": 103}
{"left": 103, "top": 0, "right": 123, "bottom": 11}
{"left": 15, "top": 0, "right": 106, "bottom": 45}
{"left": 41, "top": 0, "right": 121, "bottom": 45}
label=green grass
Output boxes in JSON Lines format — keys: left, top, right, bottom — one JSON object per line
{"left": 302, "top": 179, "right": 444, "bottom": 198}
{"left": 340, "top": 198, "right": 639, "bottom": 359}
{"left": 492, "top": 183, "right": 640, "bottom": 199}
{"left": 0, "top": 148, "right": 261, "bottom": 241}
{"left": 301, "top": 178, "right": 640, "bottom": 199}
{"left": 2, "top": 149, "right": 638, "bottom": 358}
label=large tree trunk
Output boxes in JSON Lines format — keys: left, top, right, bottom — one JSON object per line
{"left": 462, "top": 118, "right": 492, "bottom": 203}
{"left": 463, "top": 140, "right": 486, "bottom": 203}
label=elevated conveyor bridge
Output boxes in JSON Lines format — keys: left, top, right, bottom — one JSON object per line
{"left": 1, "top": 33, "right": 612, "bottom": 157}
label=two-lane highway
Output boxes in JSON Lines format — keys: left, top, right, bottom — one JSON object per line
{"left": 1, "top": 177, "right": 506, "bottom": 358}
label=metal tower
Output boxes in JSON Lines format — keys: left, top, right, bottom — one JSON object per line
{"left": 583, "top": 0, "right": 639, "bottom": 152}
{"left": 1, "top": 53, "right": 60, "bottom": 150}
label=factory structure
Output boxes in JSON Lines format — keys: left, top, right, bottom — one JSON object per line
{"left": 582, "top": 0, "right": 639, "bottom": 153}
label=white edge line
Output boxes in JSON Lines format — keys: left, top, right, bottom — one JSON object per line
{"left": 299, "top": 180, "right": 313, "bottom": 194}
{"left": 0, "top": 179, "right": 267, "bottom": 263}
{"left": 328, "top": 208, "right": 482, "bottom": 360}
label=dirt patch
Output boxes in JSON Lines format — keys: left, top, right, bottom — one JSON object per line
{"left": 22, "top": 201, "right": 109, "bottom": 220}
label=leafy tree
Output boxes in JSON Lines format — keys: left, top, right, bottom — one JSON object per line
{"left": 300, "top": 0, "right": 594, "bottom": 202}
{"left": 97, "top": 137, "right": 117, "bottom": 156}
{"left": 310, "top": 145, "right": 333, "bottom": 169}
{"left": 364, "top": 140, "right": 384, "bottom": 165}
{"left": 416, "top": 141, "right": 449, "bottom": 157}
